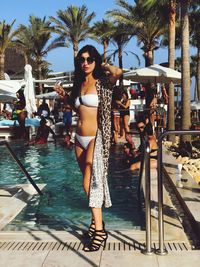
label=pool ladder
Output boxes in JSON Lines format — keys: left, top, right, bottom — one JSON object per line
{"left": 0, "top": 140, "right": 43, "bottom": 195}
{"left": 139, "top": 130, "right": 200, "bottom": 256}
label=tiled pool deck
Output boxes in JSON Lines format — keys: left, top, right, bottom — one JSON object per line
{"left": 0, "top": 144, "right": 200, "bottom": 266}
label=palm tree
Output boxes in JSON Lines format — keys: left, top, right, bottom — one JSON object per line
{"left": 107, "top": 0, "right": 166, "bottom": 109}
{"left": 14, "top": 25, "right": 35, "bottom": 65}
{"left": 50, "top": 5, "right": 95, "bottom": 64}
{"left": 17, "top": 16, "right": 63, "bottom": 92}
{"left": 142, "top": 0, "right": 178, "bottom": 140}
{"left": 181, "top": 1, "right": 191, "bottom": 141}
{"left": 0, "top": 20, "right": 21, "bottom": 79}
{"left": 190, "top": 5, "right": 200, "bottom": 101}
{"left": 107, "top": 0, "right": 166, "bottom": 67}
{"left": 108, "top": 23, "right": 140, "bottom": 86}
{"left": 91, "top": 19, "right": 114, "bottom": 61}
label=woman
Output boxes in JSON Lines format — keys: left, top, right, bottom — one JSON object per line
{"left": 116, "top": 91, "right": 130, "bottom": 137}
{"left": 111, "top": 89, "right": 121, "bottom": 144}
{"left": 55, "top": 45, "right": 122, "bottom": 252}
{"left": 15, "top": 88, "right": 27, "bottom": 138}
{"left": 130, "top": 116, "right": 157, "bottom": 171}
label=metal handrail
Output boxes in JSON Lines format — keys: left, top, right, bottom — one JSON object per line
{"left": 0, "top": 140, "right": 43, "bottom": 195}
{"left": 156, "top": 130, "right": 200, "bottom": 255}
{"left": 142, "top": 137, "right": 153, "bottom": 255}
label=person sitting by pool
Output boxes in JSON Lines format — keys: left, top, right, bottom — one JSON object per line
{"left": 63, "top": 133, "right": 74, "bottom": 149}
{"left": 123, "top": 142, "right": 136, "bottom": 167}
{"left": 129, "top": 116, "right": 157, "bottom": 171}
{"left": 37, "top": 97, "right": 50, "bottom": 118}
{"left": 29, "top": 117, "right": 56, "bottom": 145}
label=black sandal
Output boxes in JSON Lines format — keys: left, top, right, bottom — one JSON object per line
{"left": 82, "top": 219, "right": 95, "bottom": 239}
{"left": 83, "top": 229, "right": 108, "bottom": 252}
{"left": 82, "top": 220, "right": 105, "bottom": 239}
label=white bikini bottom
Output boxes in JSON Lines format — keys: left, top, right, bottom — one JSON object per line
{"left": 75, "top": 133, "right": 96, "bottom": 150}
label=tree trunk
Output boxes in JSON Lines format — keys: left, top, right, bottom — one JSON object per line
{"left": 181, "top": 1, "right": 191, "bottom": 142}
{"left": 197, "top": 46, "right": 200, "bottom": 100}
{"left": 37, "top": 57, "right": 43, "bottom": 94}
{"left": 144, "top": 48, "right": 153, "bottom": 67}
{"left": 167, "top": 0, "right": 176, "bottom": 142}
{"left": 118, "top": 45, "right": 123, "bottom": 87}
{"left": 103, "top": 40, "right": 108, "bottom": 61}
{"left": 73, "top": 42, "right": 78, "bottom": 66}
{"left": 144, "top": 48, "right": 154, "bottom": 115}
{"left": 0, "top": 54, "right": 5, "bottom": 80}
{"left": 24, "top": 52, "right": 28, "bottom": 65}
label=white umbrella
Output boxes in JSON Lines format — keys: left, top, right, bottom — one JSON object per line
{"left": 124, "top": 64, "right": 182, "bottom": 84}
{"left": 35, "top": 91, "right": 60, "bottom": 100}
{"left": 0, "top": 93, "right": 17, "bottom": 102}
{"left": 24, "top": 64, "right": 37, "bottom": 118}
{"left": 191, "top": 101, "right": 200, "bottom": 110}
{"left": 0, "top": 80, "right": 23, "bottom": 94}
{"left": 116, "top": 79, "right": 136, "bottom": 86}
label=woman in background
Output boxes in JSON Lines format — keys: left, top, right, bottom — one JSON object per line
{"left": 116, "top": 91, "right": 130, "bottom": 138}
{"left": 15, "top": 88, "right": 27, "bottom": 138}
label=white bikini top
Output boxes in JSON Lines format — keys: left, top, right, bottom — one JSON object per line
{"left": 75, "top": 94, "right": 99, "bottom": 109}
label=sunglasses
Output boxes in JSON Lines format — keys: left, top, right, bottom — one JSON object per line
{"left": 77, "top": 56, "right": 95, "bottom": 64}
{"left": 138, "top": 125, "right": 145, "bottom": 130}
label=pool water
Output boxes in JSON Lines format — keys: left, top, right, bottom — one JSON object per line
{"left": 0, "top": 141, "right": 145, "bottom": 231}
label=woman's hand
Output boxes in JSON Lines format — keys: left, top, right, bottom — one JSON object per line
{"left": 116, "top": 100, "right": 121, "bottom": 104}
{"left": 101, "top": 62, "right": 123, "bottom": 84}
{"left": 54, "top": 84, "right": 65, "bottom": 98}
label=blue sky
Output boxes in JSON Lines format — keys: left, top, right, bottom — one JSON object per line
{"left": 0, "top": 0, "right": 196, "bottom": 81}
{"left": 0, "top": 0, "right": 173, "bottom": 72}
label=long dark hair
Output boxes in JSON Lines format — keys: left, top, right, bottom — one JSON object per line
{"left": 16, "top": 89, "right": 26, "bottom": 109}
{"left": 70, "top": 45, "right": 105, "bottom": 106}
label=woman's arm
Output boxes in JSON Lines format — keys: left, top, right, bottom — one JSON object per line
{"left": 53, "top": 84, "right": 76, "bottom": 111}
{"left": 102, "top": 63, "right": 123, "bottom": 84}
{"left": 116, "top": 99, "right": 130, "bottom": 109}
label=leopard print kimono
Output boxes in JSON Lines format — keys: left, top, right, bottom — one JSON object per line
{"left": 89, "top": 76, "right": 113, "bottom": 208}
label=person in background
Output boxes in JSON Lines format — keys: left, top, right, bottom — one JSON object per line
{"left": 55, "top": 45, "right": 122, "bottom": 252}
{"left": 15, "top": 88, "right": 27, "bottom": 138}
{"left": 51, "top": 101, "right": 60, "bottom": 123}
{"left": 129, "top": 116, "right": 157, "bottom": 171}
{"left": 29, "top": 117, "right": 56, "bottom": 145}
{"left": 62, "top": 99, "right": 72, "bottom": 135}
{"left": 111, "top": 89, "right": 121, "bottom": 144}
{"left": 63, "top": 133, "right": 74, "bottom": 149}
{"left": 116, "top": 91, "right": 130, "bottom": 139}
{"left": 2, "top": 102, "right": 14, "bottom": 119}
{"left": 37, "top": 97, "right": 50, "bottom": 118}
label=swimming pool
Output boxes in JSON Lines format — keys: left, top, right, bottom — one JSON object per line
{"left": 0, "top": 141, "right": 145, "bottom": 231}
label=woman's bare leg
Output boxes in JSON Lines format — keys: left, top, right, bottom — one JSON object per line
{"left": 75, "top": 142, "right": 86, "bottom": 176}
{"left": 123, "top": 115, "right": 130, "bottom": 133}
{"left": 76, "top": 139, "right": 103, "bottom": 230}
{"left": 84, "top": 139, "right": 104, "bottom": 230}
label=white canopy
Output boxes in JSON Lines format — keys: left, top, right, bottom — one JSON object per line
{"left": 0, "top": 80, "right": 23, "bottom": 94}
{"left": 191, "top": 101, "right": 200, "bottom": 110}
{"left": 116, "top": 79, "right": 137, "bottom": 86}
{"left": 36, "top": 91, "right": 60, "bottom": 100}
{"left": 0, "top": 93, "right": 17, "bottom": 102}
{"left": 124, "top": 64, "right": 182, "bottom": 84}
